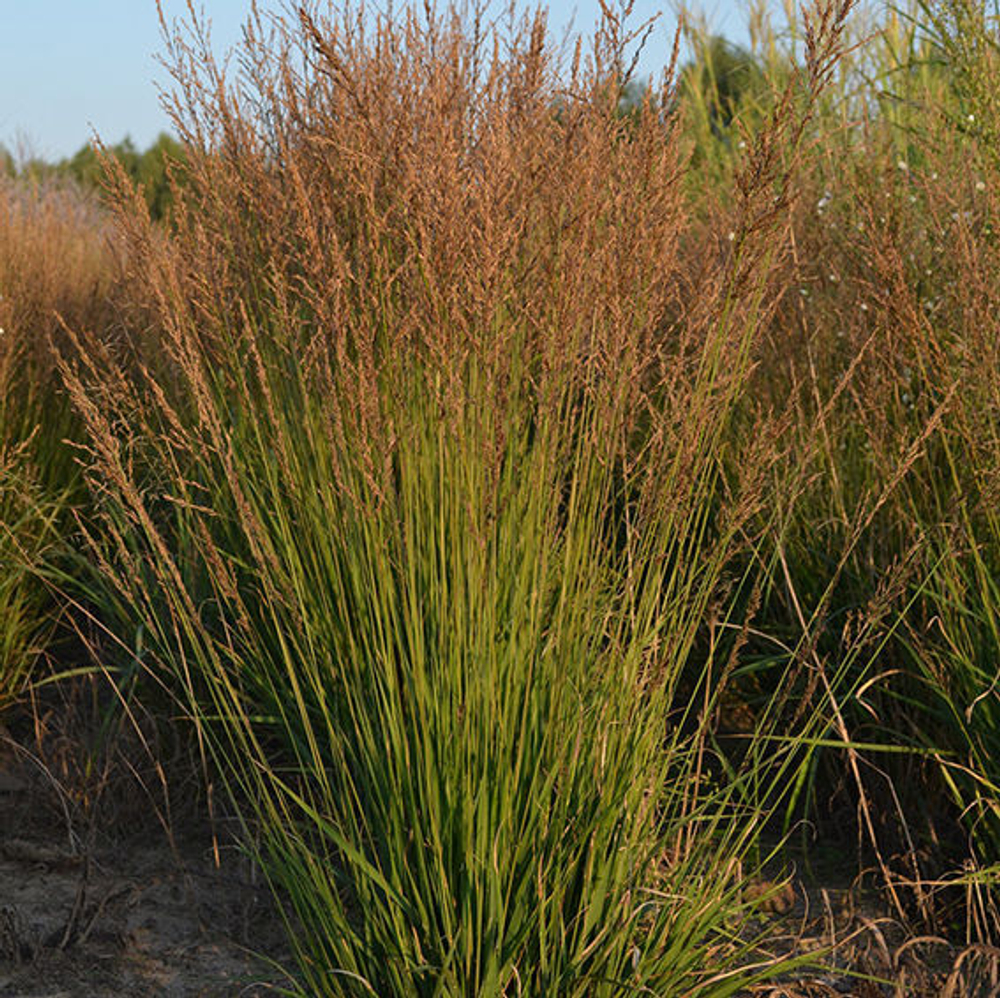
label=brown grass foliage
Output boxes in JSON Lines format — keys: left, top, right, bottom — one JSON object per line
{"left": 0, "top": 176, "right": 117, "bottom": 447}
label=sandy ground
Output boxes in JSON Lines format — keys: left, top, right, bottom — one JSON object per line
{"left": 0, "top": 726, "right": 294, "bottom": 998}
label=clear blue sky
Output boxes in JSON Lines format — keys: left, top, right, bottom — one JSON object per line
{"left": 1, "top": 0, "right": 751, "bottom": 162}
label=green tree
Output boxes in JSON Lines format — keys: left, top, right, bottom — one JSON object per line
{"left": 135, "top": 133, "right": 186, "bottom": 221}
{"left": 62, "top": 134, "right": 186, "bottom": 221}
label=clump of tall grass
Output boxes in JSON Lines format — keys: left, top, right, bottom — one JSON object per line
{"left": 0, "top": 176, "right": 117, "bottom": 711}
{"left": 700, "top": 0, "right": 1000, "bottom": 930}
{"left": 60, "top": 0, "right": 865, "bottom": 992}
{"left": 0, "top": 175, "right": 116, "bottom": 477}
{"left": 875, "top": 0, "right": 1000, "bottom": 897}
{"left": 884, "top": 152, "right": 1000, "bottom": 906}
{"left": 0, "top": 445, "right": 64, "bottom": 712}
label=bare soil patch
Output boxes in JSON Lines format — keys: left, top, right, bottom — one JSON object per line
{"left": 0, "top": 719, "right": 294, "bottom": 997}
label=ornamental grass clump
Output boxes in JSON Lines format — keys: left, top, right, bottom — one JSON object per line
{"left": 62, "top": 0, "right": 860, "bottom": 991}
{"left": 0, "top": 176, "right": 117, "bottom": 711}
{"left": 0, "top": 445, "right": 64, "bottom": 713}
{"left": 885, "top": 155, "right": 1000, "bottom": 896}
{"left": 716, "top": 1, "right": 1000, "bottom": 928}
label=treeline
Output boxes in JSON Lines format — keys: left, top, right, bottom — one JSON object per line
{"left": 0, "top": 133, "right": 185, "bottom": 222}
